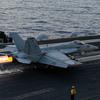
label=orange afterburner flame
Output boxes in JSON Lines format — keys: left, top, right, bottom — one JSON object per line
{"left": 0, "top": 55, "right": 13, "bottom": 63}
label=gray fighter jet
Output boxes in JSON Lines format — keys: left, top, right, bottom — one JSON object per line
{"left": 0, "top": 32, "right": 98, "bottom": 68}
{"left": 7, "top": 33, "right": 81, "bottom": 68}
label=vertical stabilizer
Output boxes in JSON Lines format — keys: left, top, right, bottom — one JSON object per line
{"left": 24, "top": 37, "right": 42, "bottom": 62}
{"left": 10, "top": 32, "right": 25, "bottom": 51}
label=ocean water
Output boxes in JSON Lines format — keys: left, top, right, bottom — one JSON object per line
{"left": 0, "top": 0, "right": 100, "bottom": 38}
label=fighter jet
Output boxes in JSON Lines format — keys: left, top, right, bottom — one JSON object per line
{"left": 4, "top": 32, "right": 82, "bottom": 68}
{"left": 0, "top": 33, "right": 98, "bottom": 68}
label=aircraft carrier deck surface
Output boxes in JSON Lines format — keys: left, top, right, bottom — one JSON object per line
{"left": 0, "top": 41, "right": 100, "bottom": 100}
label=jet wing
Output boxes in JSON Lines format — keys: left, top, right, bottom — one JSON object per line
{"left": 39, "top": 51, "right": 80, "bottom": 68}
{"left": 59, "top": 48, "right": 78, "bottom": 54}
{"left": 42, "top": 48, "right": 78, "bottom": 54}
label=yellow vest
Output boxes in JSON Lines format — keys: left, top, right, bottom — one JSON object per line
{"left": 70, "top": 88, "right": 77, "bottom": 95}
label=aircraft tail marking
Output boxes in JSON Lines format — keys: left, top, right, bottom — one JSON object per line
{"left": 24, "top": 38, "right": 42, "bottom": 62}
{"left": 24, "top": 37, "right": 41, "bottom": 55}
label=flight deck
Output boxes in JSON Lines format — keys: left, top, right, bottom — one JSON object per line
{"left": 0, "top": 37, "right": 100, "bottom": 100}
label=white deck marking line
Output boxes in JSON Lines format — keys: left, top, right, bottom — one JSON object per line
{"left": 77, "top": 54, "right": 100, "bottom": 62}
{"left": 84, "top": 39, "right": 100, "bottom": 43}
{"left": 11, "top": 88, "right": 55, "bottom": 100}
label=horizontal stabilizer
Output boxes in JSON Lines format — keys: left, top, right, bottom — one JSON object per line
{"left": 16, "top": 58, "right": 32, "bottom": 64}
